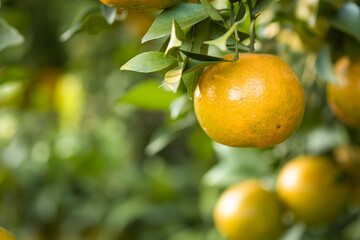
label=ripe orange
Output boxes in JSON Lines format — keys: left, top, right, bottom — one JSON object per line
{"left": 99, "top": 0, "right": 180, "bottom": 10}
{"left": 327, "top": 57, "right": 360, "bottom": 127}
{"left": 0, "top": 227, "right": 17, "bottom": 240}
{"left": 194, "top": 53, "right": 305, "bottom": 148}
{"left": 214, "top": 180, "right": 284, "bottom": 240}
{"left": 276, "top": 155, "right": 352, "bottom": 225}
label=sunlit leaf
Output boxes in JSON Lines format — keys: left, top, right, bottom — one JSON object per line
{"left": 165, "top": 19, "right": 186, "bottom": 55}
{"left": 119, "top": 80, "right": 181, "bottom": 111}
{"left": 163, "top": 62, "right": 185, "bottom": 93}
{"left": 121, "top": 52, "right": 177, "bottom": 73}
{"left": 315, "top": 45, "right": 336, "bottom": 84}
{"left": 204, "top": 22, "right": 237, "bottom": 51}
{"left": 200, "top": 0, "right": 224, "bottom": 22}
{"left": 142, "top": 3, "right": 208, "bottom": 43}
{"left": 0, "top": 18, "right": 24, "bottom": 52}
{"left": 330, "top": 2, "right": 360, "bottom": 41}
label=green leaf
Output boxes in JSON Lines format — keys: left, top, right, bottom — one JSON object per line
{"left": 253, "top": 0, "right": 279, "bottom": 15}
{"left": 121, "top": 52, "right": 178, "bottom": 73}
{"left": 330, "top": 2, "right": 360, "bottom": 41}
{"left": 315, "top": 45, "right": 336, "bottom": 84}
{"left": 165, "top": 19, "right": 186, "bottom": 55}
{"left": 182, "top": 19, "right": 211, "bottom": 99}
{"left": 119, "top": 80, "right": 181, "bottom": 110}
{"left": 163, "top": 62, "right": 185, "bottom": 93}
{"left": 101, "top": 4, "right": 117, "bottom": 25}
{"left": 142, "top": 3, "right": 209, "bottom": 43}
{"left": 0, "top": 18, "right": 24, "bottom": 52}
{"left": 200, "top": 0, "right": 224, "bottom": 22}
{"left": 204, "top": 22, "right": 237, "bottom": 51}
{"left": 82, "top": 13, "right": 110, "bottom": 35}
{"left": 179, "top": 50, "right": 225, "bottom": 61}
{"left": 235, "top": 3, "right": 246, "bottom": 22}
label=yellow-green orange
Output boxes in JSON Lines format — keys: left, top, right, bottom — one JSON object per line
{"left": 327, "top": 57, "right": 360, "bottom": 127}
{"left": 194, "top": 53, "right": 305, "bottom": 148}
{"left": 0, "top": 227, "right": 16, "bottom": 240}
{"left": 276, "top": 155, "right": 352, "bottom": 225}
{"left": 99, "top": 0, "right": 180, "bottom": 10}
{"left": 214, "top": 180, "right": 284, "bottom": 240}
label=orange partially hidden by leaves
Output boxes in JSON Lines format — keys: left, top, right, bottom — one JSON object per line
{"left": 0, "top": 227, "right": 17, "bottom": 240}
{"left": 99, "top": 0, "right": 180, "bottom": 10}
{"left": 214, "top": 180, "right": 284, "bottom": 240}
{"left": 276, "top": 155, "right": 352, "bottom": 225}
{"left": 194, "top": 53, "right": 305, "bottom": 148}
{"left": 327, "top": 57, "right": 360, "bottom": 127}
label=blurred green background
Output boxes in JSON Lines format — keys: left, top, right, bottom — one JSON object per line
{"left": 1, "top": 0, "right": 360, "bottom": 239}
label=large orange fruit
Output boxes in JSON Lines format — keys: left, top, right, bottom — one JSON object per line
{"left": 214, "top": 180, "right": 284, "bottom": 240}
{"left": 276, "top": 155, "right": 352, "bottom": 225}
{"left": 99, "top": 0, "right": 180, "bottom": 10}
{"left": 327, "top": 57, "right": 360, "bottom": 127}
{"left": 194, "top": 53, "right": 305, "bottom": 148}
{"left": 0, "top": 227, "right": 17, "bottom": 240}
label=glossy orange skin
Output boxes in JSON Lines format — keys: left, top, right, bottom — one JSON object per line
{"left": 99, "top": 0, "right": 180, "bottom": 10}
{"left": 0, "top": 227, "right": 17, "bottom": 240}
{"left": 327, "top": 57, "right": 360, "bottom": 127}
{"left": 214, "top": 180, "right": 284, "bottom": 240}
{"left": 194, "top": 53, "right": 305, "bottom": 148}
{"left": 276, "top": 155, "right": 352, "bottom": 225}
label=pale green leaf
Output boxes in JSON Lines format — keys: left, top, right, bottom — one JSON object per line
{"left": 204, "top": 22, "right": 237, "bottom": 51}
{"left": 121, "top": 52, "right": 177, "bottom": 73}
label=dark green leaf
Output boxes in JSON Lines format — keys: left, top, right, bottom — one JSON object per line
{"left": 200, "top": 0, "right": 224, "bottom": 22}
{"left": 179, "top": 50, "right": 225, "bottom": 62}
{"left": 101, "top": 4, "right": 117, "bottom": 25}
{"left": 235, "top": 3, "right": 246, "bottom": 22}
{"left": 253, "top": 0, "right": 279, "bottom": 15}
{"left": 119, "top": 80, "right": 181, "bottom": 111}
{"left": 0, "top": 18, "right": 24, "bottom": 52}
{"left": 315, "top": 45, "right": 336, "bottom": 84}
{"left": 121, "top": 52, "right": 177, "bottom": 73}
{"left": 330, "top": 2, "right": 360, "bottom": 41}
{"left": 142, "top": 3, "right": 209, "bottom": 43}
{"left": 183, "top": 60, "right": 220, "bottom": 74}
